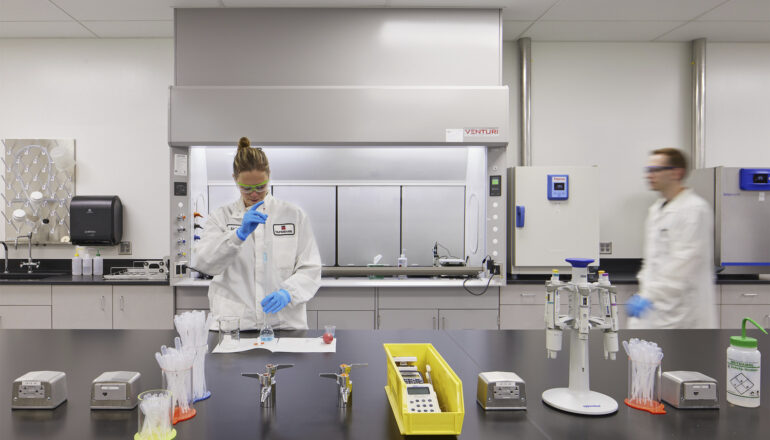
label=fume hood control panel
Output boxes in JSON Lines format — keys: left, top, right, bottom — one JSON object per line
{"left": 489, "top": 175, "right": 502, "bottom": 196}
{"left": 547, "top": 175, "right": 569, "bottom": 201}
{"left": 171, "top": 148, "right": 191, "bottom": 279}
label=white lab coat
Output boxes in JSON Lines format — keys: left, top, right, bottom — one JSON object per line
{"left": 629, "top": 188, "right": 717, "bottom": 329}
{"left": 194, "top": 193, "right": 322, "bottom": 330}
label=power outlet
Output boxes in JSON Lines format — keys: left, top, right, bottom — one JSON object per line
{"left": 118, "top": 241, "right": 132, "bottom": 255}
{"left": 599, "top": 242, "right": 613, "bottom": 254}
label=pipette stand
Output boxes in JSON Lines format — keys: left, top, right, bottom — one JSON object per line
{"left": 542, "top": 258, "right": 618, "bottom": 416}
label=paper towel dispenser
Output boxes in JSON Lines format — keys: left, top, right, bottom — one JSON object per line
{"left": 70, "top": 196, "right": 123, "bottom": 245}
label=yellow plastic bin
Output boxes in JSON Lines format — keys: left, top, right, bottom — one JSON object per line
{"left": 383, "top": 343, "right": 464, "bottom": 435}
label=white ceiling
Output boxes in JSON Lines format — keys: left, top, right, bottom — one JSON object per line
{"left": 0, "top": 0, "right": 769, "bottom": 41}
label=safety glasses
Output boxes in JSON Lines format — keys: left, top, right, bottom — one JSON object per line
{"left": 644, "top": 166, "right": 676, "bottom": 174}
{"left": 237, "top": 179, "right": 269, "bottom": 194}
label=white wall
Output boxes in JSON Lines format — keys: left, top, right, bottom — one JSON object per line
{"left": 1, "top": 38, "right": 768, "bottom": 262}
{"left": 526, "top": 42, "right": 691, "bottom": 258}
{"left": 706, "top": 43, "right": 770, "bottom": 167}
{"left": 0, "top": 39, "right": 173, "bottom": 259}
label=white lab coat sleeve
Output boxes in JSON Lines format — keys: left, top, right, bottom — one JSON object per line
{"left": 638, "top": 207, "right": 709, "bottom": 323}
{"left": 193, "top": 211, "right": 246, "bottom": 276}
{"left": 280, "top": 211, "right": 322, "bottom": 305}
{"left": 636, "top": 211, "right": 652, "bottom": 293}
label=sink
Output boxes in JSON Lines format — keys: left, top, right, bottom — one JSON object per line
{"left": 0, "top": 272, "right": 64, "bottom": 280}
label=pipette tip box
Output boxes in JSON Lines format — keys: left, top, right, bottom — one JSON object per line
{"left": 90, "top": 371, "right": 141, "bottom": 409}
{"left": 12, "top": 371, "right": 68, "bottom": 409}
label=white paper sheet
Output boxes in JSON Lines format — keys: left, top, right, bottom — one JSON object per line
{"left": 212, "top": 337, "right": 336, "bottom": 354}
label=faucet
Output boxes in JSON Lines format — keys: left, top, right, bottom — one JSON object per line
{"left": 15, "top": 233, "right": 40, "bottom": 273}
{"left": 0, "top": 241, "right": 8, "bottom": 273}
{"left": 242, "top": 363, "right": 294, "bottom": 408}
{"left": 319, "top": 363, "right": 368, "bottom": 408}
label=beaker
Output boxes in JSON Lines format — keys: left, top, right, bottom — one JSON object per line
{"left": 161, "top": 366, "right": 196, "bottom": 424}
{"left": 323, "top": 324, "right": 336, "bottom": 344}
{"left": 135, "top": 389, "right": 176, "bottom": 440}
{"left": 625, "top": 359, "right": 665, "bottom": 414}
{"left": 259, "top": 318, "right": 274, "bottom": 342}
{"left": 192, "top": 343, "right": 211, "bottom": 402}
{"left": 218, "top": 316, "right": 240, "bottom": 348}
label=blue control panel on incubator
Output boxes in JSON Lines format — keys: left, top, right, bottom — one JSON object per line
{"left": 547, "top": 174, "right": 569, "bottom": 200}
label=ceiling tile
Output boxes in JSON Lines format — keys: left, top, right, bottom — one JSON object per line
{"left": 542, "top": 0, "right": 726, "bottom": 21}
{"left": 223, "top": 0, "right": 385, "bottom": 6}
{"left": 657, "top": 20, "right": 770, "bottom": 42}
{"left": 503, "top": 20, "right": 532, "bottom": 40}
{"left": 51, "top": 0, "right": 220, "bottom": 21}
{"left": 385, "top": 0, "right": 505, "bottom": 7}
{"left": 698, "top": 0, "right": 770, "bottom": 21}
{"left": 501, "top": 0, "right": 559, "bottom": 21}
{"left": 524, "top": 20, "right": 686, "bottom": 41}
{"left": 0, "top": 0, "right": 70, "bottom": 21}
{"left": 82, "top": 20, "right": 174, "bottom": 38}
{"left": 0, "top": 21, "right": 93, "bottom": 37}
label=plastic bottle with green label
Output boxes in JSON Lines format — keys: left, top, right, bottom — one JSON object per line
{"left": 726, "top": 317, "right": 768, "bottom": 407}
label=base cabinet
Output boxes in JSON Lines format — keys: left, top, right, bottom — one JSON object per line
{"left": 114, "top": 286, "right": 174, "bottom": 329}
{"left": 52, "top": 286, "right": 112, "bottom": 329}
{"left": 0, "top": 306, "right": 51, "bottom": 329}
{"left": 378, "top": 309, "right": 437, "bottom": 330}
{"left": 439, "top": 309, "right": 498, "bottom": 330}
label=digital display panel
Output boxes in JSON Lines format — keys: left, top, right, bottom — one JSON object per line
{"left": 407, "top": 386, "right": 431, "bottom": 395}
{"left": 753, "top": 174, "right": 768, "bottom": 184}
{"left": 554, "top": 183, "right": 565, "bottom": 190}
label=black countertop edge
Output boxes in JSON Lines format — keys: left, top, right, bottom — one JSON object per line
{"left": 506, "top": 258, "right": 770, "bottom": 284}
{"left": 508, "top": 273, "right": 770, "bottom": 284}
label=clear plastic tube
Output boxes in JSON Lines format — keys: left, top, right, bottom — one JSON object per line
{"left": 162, "top": 366, "right": 195, "bottom": 424}
{"left": 136, "top": 389, "right": 175, "bottom": 440}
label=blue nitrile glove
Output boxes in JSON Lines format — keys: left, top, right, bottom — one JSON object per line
{"left": 626, "top": 294, "right": 653, "bottom": 318}
{"left": 236, "top": 201, "right": 268, "bottom": 241}
{"left": 261, "top": 289, "right": 291, "bottom": 314}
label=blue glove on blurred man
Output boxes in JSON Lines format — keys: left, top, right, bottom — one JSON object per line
{"left": 236, "top": 201, "right": 268, "bottom": 241}
{"left": 626, "top": 294, "right": 653, "bottom": 318}
{"left": 262, "top": 289, "right": 291, "bottom": 314}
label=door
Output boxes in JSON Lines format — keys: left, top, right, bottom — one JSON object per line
{"left": 718, "top": 168, "right": 770, "bottom": 266}
{"left": 0, "top": 306, "right": 51, "bottom": 328}
{"left": 512, "top": 166, "right": 599, "bottom": 268}
{"left": 318, "top": 311, "right": 375, "bottom": 330}
{"left": 438, "top": 309, "right": 498, "bottom": 330}
{"left": 52, "top": 285, "right": 112, "bottom": 329}
{"left": 113, "top": 286, "right": 174, "bottom": 329}
{"left": 378, "top": 309, "right": 438, "bottom": 330}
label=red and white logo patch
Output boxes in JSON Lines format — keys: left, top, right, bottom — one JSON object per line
{"left": 273, "top": 223, "right": 295, "bottom": 236}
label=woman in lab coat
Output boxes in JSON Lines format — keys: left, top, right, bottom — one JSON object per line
{"left": 195, "top": 137, "right": 322, "bottom": 330}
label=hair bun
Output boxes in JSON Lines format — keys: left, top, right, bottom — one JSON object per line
{"left": 238, "top": 137, "right": 251, "bottom": 150}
